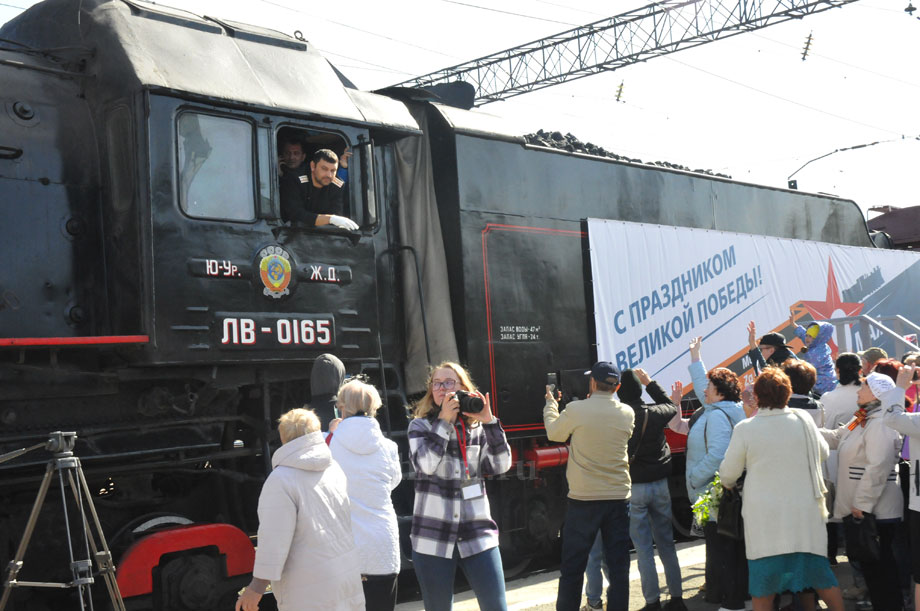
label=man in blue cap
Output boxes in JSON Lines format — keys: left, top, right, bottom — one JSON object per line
{"left": 544, "top": 362, "right": 635, "bottom": 611}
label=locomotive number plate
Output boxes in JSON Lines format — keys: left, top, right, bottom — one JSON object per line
{"left": 217, "top": 313, "right": 335, "bottom": 349}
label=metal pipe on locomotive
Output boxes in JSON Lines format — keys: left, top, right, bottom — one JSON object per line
{"left": 0, "top": 0, "right": 886, "bottom": 608}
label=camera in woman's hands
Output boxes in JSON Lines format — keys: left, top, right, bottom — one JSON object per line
{"left": 454, "top": 390, "right": 484, "bottom": 414}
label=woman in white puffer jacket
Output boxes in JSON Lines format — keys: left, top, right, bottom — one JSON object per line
{"left": 330, "top": 379, "right": 403, "bottom": 611}
{"left": 236, "top": 408, "right": 364, "bottom": 611}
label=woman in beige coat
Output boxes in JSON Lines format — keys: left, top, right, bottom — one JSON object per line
{"left": 720, "top": 367, "right": 843, "bottom": 611}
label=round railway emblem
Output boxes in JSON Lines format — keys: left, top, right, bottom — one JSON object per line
{"left": 257, "top": 245, "right": 293, "bottom": 299}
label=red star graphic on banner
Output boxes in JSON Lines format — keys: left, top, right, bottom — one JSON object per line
{"left": 799, "top": 258, "right": 864, "bottom": 320}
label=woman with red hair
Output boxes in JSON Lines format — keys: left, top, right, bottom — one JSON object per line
{"left": 721, "top": 367, "right": 843, "bottom": 611}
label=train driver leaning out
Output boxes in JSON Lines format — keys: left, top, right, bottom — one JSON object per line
{"left": 279, "top": 139, "right": 358, "bottom": 231}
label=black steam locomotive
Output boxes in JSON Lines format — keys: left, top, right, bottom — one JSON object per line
{"left": 0, "top": 0, "right": 877, "bottom": 608}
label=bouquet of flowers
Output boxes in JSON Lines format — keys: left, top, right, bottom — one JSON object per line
{"left": 691, "top": 472, "right": 723, "bottom": 529}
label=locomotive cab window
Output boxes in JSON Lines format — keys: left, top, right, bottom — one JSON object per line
{"left": 177, "top": 113, "right": 256, "bottom": 222}
{"left": 277, "top": 127, "right": 358, "bottom": 230}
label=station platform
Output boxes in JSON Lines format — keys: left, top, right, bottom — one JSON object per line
{"left": 396, "top": 539, "right": 866, "bottom": 611}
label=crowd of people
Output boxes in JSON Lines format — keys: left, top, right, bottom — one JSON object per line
{"left": 678, "top": 323, "right": 919, "bottom": 611}
{"left": 543, "top": 316, "right": 920, "bottom": 611}
{"left": 233, "top": 312, "right": 920, "bottom": 611}
{"left": 235, "top": 356, "right": 512, "bottom": 611}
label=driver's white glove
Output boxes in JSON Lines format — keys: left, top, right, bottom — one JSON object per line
{"left": 328, "top": 215, "right": 359, "bottom": 231}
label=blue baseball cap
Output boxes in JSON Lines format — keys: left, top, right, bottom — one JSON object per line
{"left": 585, "top": 362, "right": 620, "bottom": 385}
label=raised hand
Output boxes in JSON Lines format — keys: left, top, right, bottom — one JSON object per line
{"left": 670, "top": 380, "right": 683, "bottom": 405}
{"left": 545, "top": 385, "right": 560, "bottom": 405}
{"left": 635, "top": 368, "right": 652, "bottom": 386}
{"left": 747, "top": 321, "right": 757, "bottom": 349}
{"left": 896, "top": 365, "right": 917, "bottom": 390}
{"left": 689, "top": 336, "right": 702, "bottom": 362}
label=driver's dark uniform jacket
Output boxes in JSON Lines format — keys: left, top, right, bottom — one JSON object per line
{"left": 279, "top": 162, "right": 344, "bottom": 226}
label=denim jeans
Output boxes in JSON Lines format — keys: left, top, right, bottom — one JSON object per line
{"left": 629, "top": 478, "right": 683, "bottom": 604}
{"left": 557, "top": 499, "right": 631, "bottom": 611}
{"left": 411, "top": 546, "right": 507, "bottom": 611}
{"left": 585, "top": 532, "right": 610, "bottom": 606}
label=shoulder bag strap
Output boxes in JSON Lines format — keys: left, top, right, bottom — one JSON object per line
{"left": 704, "top": 406, "right": 732, "bottom": 449}
{"left": 629, "top": 409, "right": 649, "bottom": 464}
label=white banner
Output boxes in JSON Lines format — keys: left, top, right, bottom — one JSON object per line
{"left": 588, "top": 219, "right": 920, "bottom": 390}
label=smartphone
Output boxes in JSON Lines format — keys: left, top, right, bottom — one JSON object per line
{"left": 546, "top": 372, "right": 558, "bottom": 393}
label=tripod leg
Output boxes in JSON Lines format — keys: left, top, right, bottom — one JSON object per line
{"left": 68, "top": 470, "right": 126, "bottom": 611}
{"left": 0, "top": 462, "right": 56, "bottom": 611}
{"left": 65, "top": 471, "right": 98, "bottom": 611}
{"left": 55, "top": 460, "right": 89, "bottom": 611}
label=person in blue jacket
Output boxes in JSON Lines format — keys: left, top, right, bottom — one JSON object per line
{"left": 791, "top": 313, "right": 838, "bottom": 396}
{"left": 683, "top": 337, "right": 747, "bottom": 502}
{"left": 671, "top": 336, "right": 747, "bottom": 610}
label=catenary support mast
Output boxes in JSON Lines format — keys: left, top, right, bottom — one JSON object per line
{"left": 392, "top": 0, "right": 859, "bottom": 106}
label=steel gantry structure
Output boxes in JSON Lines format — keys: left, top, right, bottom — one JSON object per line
{"left": 393, "top": 0, "right": 859, "bottom": 106}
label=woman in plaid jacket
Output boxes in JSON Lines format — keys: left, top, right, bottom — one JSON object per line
{"left": 408, "top": 361, "right": 513, "bottom": 611}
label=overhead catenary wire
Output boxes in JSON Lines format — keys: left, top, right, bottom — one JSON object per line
{"left": 787, "top": 135, "right": 920, "bottom": 181}
{"left": 254, "top": 0, "right": 460, "bottom": 59}
{"left": 319, "top": 49, "right": 413, "bottom": 75}
{"left": 751, "top": 31, "right": 920, "bottom": 90}
{"left": 663, "top": 55, "right": 904, "bottom": 136}
{"left": 437, "top": 0, "right": 579, "bottom": 26}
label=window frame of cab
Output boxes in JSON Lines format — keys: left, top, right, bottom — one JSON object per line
{"left": 175, "top": 108, "right": 260, "bottom": 224}
{"left": 275, "top": 123, "right": 361, "bottom": 227}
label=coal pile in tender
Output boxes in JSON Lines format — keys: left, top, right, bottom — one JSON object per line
{"left": 524, "top": 130, "right": 731, "bottom": 179}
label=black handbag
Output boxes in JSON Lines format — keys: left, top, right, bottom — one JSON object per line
{"left": 843, "top": 513, "right": 880, "bottom": 563}
{"left": 717, "top": 485, "right": 744, "bottom": 540}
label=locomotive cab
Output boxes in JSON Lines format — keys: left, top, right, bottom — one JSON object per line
{"left": 143, "top": 97, "right": 382, "bottom": 365}
{"left": 0, "top": 1, "right": 420, "bottom": 607}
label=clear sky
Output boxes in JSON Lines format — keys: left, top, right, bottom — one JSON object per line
{"left": 3, "top": 0, "right": 918, "bottom": 218}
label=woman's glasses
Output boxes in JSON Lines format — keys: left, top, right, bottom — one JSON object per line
{"left": 431, "top": 379, "right": 458, "bottom": 390}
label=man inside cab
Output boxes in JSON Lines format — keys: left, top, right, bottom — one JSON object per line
{"left": 279, "top": 140, "right": 358, "bottom": 230}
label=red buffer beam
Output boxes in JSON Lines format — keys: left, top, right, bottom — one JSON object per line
{"left": 393, "top": 0, "right": 859, "bottom": 106}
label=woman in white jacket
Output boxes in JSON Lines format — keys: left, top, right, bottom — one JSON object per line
{"left": 818, "top": 353, "right": 862, "bottom": 568}
{"left": 821, "top": 370, "right": 904, "bottom": 611}
{"left": 330, "top": 379, "right": 403, "bottom": 611}
{"left": 720, "top": 367, "right": 843, "bottom": 611}
{"left": 237, "top": 408, "right": 364, "bottom": 611}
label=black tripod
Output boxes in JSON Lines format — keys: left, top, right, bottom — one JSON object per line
{"left": 0, "top": 431, "right": 125, "bottom": 611}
